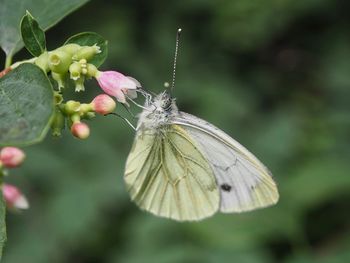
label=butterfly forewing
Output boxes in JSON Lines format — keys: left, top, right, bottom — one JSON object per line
{"left": 173, "top": 112, "right": 279, "bottom": 213}
{"left": 124, "top": 125, "right": 220, "bottom": 221}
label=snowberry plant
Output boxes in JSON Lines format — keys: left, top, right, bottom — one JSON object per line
{"left": 0, "top": 4, "right": 140, "bottom": 259}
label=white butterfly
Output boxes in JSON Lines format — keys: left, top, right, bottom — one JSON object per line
{"left": 124, "top": 90, "right": 279, "bottom": 221}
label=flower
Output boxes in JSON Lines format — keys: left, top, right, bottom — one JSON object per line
{"left": 64, "top": 100, "right": 81, "bottom": 115}
{"left": 69, "top": 62, "right": 82, "bottom": 80}
{"left": 91, "top": 94, "right": 116, "bottom": 115}
{"left": 95, "top": 71, "right": 141, "bottom": 104}
{"left": 51, "top": 109, "right": 65, "bottom": 137}
{"left": 0, "top": 147, "right": 26, "bottom": 168}
{"left": 72, "top": 45, "right": 101, "bottom": 61}
{"left": 2, "top": 184, "right": 29, "bottom": 210}
{"left": 48, "top": 50, "right": 72, "bottom": 74}
{"left": 71, "top": 122, "right": 90, "bottom": 139}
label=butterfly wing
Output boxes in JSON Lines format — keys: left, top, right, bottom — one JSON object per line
{"left": 172, "top": 112, "right": 279, "bottom": 213}
{"left": 124, "top": 125, "right": 220, "bottom": 221}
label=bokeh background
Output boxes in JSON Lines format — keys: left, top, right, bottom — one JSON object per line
{"left": 1, "top": 0, "right": 350, "bottom": 262}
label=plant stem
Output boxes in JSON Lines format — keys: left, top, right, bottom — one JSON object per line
{"left": 11, "top": 57, "right": 36, "bottom": 69}
{"left": 5, "top": 54, "right": 13, "bottom": 69}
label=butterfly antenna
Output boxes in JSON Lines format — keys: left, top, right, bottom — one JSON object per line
{"left": 170, "top": 28, "right": 182, "bottom": 92}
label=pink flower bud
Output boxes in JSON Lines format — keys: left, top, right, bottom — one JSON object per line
{"left": 91, "top": 94, "right": 116, "bottom": 114}
{"left": 71, "top": 122, "right": 90, "bottom": 139}
{"left": 2, "top": 184, "right": 29, "bottom": 210}
{"left": 95, "top": 71, "right": 141, "bottom": 104}
{"left": 0, "top": 147, "right": 26, "bottom": 168}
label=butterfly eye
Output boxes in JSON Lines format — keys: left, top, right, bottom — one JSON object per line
{"left": 160, "top": 93, "right": 172, "bottom": 109}
{"left": 163, "top": 98, "right": 172, "bottom": 109}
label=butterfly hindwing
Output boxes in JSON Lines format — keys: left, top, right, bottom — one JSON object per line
{"left": 124, "top": 125, "right": 220, "bottom": 221}
{"left": 173, "top": 112, "right": 279, "bottom": 213}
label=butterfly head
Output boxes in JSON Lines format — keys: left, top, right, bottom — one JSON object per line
{"left": 155, "top": 90, "right": 173, "bottom": 110}
{"left": 137, "top": 90, "right": 178, "bottom": 130}
{"left": 144, "top": 90, "right": 174, "bottom": 112}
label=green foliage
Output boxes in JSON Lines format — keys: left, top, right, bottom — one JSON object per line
{"left": 210, "top": 0, "right": 333, "bottom": 51}
{"left": 64, "top": 32, "right": 108, "bottom": 67}
{"left": 0, "top": 64, "right": 54, "bottom": 146}
{"left": 20, "top": 11, "right": 46, "bottom": 57}
{"left": 0, "top": 0, "right": 89, "bottom": 58}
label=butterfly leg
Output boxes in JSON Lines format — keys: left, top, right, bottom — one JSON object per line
{"left": 104, "top": 112, "right": 136, "bottom": 130}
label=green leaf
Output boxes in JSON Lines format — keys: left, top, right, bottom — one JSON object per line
{"left": 0, "top": 64, "right": 54, "bottom": 146}
{"left": 0, "top": 0, "right": 89, "bottom": 58}
{"left": 0, "top": 196, "right": 6, "bottom": 261}
{"left": 65, "top": 32, "right": 108, "bottom": 67}
{"left": 20, "top": 11, "right": 46, "bottom": 57}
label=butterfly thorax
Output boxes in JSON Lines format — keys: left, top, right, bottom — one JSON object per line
{"left": 137, "top": 91, "right": 178, "bottom": 131}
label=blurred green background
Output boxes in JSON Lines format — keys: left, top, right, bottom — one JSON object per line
{"left": 1, "top": 0, "right": 350, "bottom": 262}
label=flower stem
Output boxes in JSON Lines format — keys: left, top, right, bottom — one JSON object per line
{"left": 11, "top": 57, "right": 36, "bottom": 69}
{"left": 5, "top": 54, "right": 13, "bottom": 69}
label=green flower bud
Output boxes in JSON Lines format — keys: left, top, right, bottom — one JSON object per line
{"left": 86, "top": 63, "right": 98, "bottom": 78}
{"left": 72, "top": 44, "right": 101, "bottom": 61}
{"left": 48, "top": 50, "right": 72, "bottom": 74}
{"left": 58, "top": 43, "right": 81, "bottom": 56}
{"left": 52, "top": 72, "right": 67, "bottom": 91}
{"left": 79, "top": 59, "right": 88, "bottom": 75}
{"left": 69, "top": 62, "right": 82, "bottom": 80}
{"left": 54, "top": 91, "right": 63, "bottom": 105}
{"left": 64, "top": 100, "right": 81, "bottom": 115}
{"left": 74, "top": 76, "right": 85, "bottom": 92}
{"left": 51, "top": 109, "right": 65, "bottom": 137}
{"left": 34, "top": 51, "right": 49, "bottom": 72}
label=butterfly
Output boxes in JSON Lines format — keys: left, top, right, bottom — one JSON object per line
{"left": 123, "top": 90, "right": 279, "bottom": 221}
{"left": 123, "top": 28, "right": 278, "bottom": 221}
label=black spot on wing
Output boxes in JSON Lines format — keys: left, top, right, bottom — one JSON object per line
{"left": 221, "top": 184, "right": 232, "bottom": 192}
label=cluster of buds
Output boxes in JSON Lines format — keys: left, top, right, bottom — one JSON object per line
{"left": 9, "top": 41, "right": 143, "bottom": 142}
{"left": 31, "top": 43, "right": 142, "bottom": 137}
{"left": 10, "top": 42, "right": 142, "bottom": 106}
{"left": 33, "top": 43, "right": 101, "bottom": 92}
{"left": 0, "top": 147, "right": 29, "bottom": 210}
{"left": 51, "top": 94, "right": 116, "bottom": 139}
